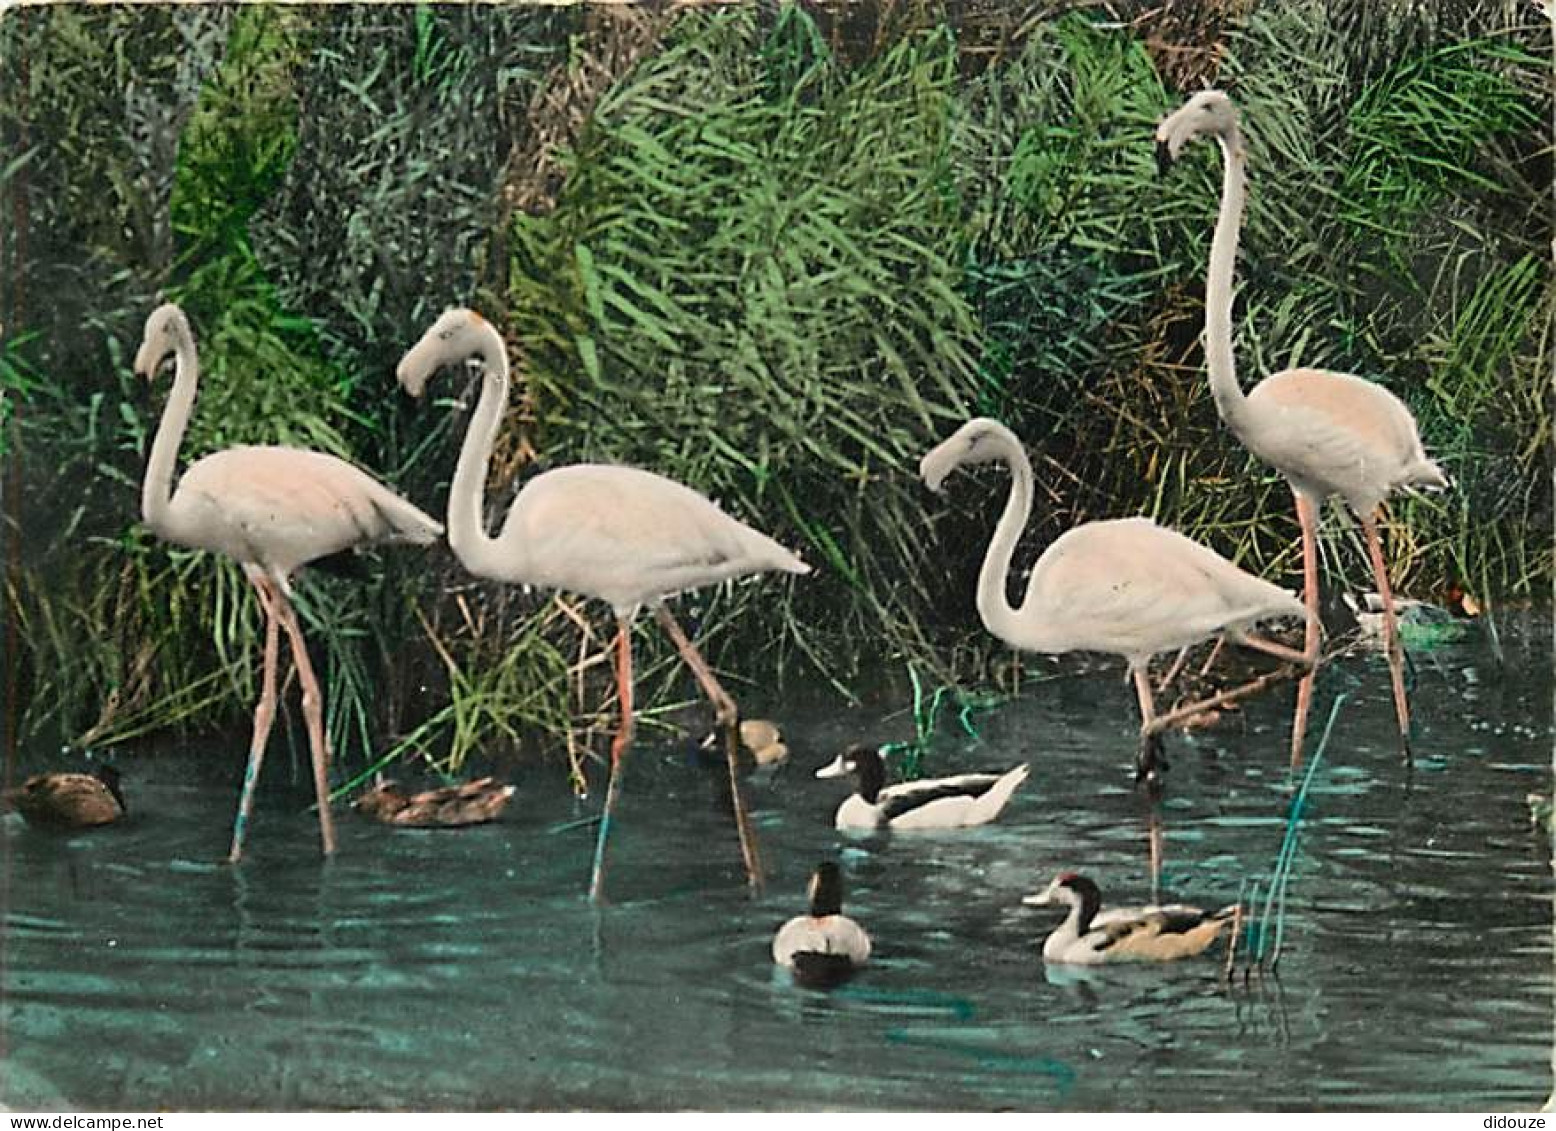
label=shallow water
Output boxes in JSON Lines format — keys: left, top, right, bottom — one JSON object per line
{"left": 3, "top": 615, "right": 1551, "bottom": 1111}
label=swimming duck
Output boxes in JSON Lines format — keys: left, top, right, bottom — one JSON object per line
{"left": 6, "top": 766, "right": 126, "bottom": 829}
{"left": 1023, "top": 872, "right": 1237, "bottom": 965}
{"left": 700, "top": 718, "right": 789, "bottom": 769}
{"left": 814, "top": 744, "right": 1029, "bottom": 831}
{"left": 1343, "top": 586, "right": 1479, "bottom": 647}
{"left": 772, "top": 862, "right": 871, "bottom": 988}
{"left": 352, "top": 777, "right": 515, "bottom": 828}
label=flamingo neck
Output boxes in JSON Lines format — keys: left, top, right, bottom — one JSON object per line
{"left": 1205, "top": 127, "right": 1253, "bottom": 437}
{"left": 141, "top": 335, "right": 198, "bottom": 537}
{"left": 446, "top": 325, "right": 516, "bottom": 581}
{"left": 975, "top": 431, "right": 1036, "bottom": 647}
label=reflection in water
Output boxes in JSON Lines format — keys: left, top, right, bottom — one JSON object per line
{"left": 1, "top": 616, "right": 1551, "bottom": 1109}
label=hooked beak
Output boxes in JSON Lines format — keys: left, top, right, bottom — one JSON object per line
{"left": 132, "top": 343, "right": 165, "bottom": 383}
{"left": 1154, "top": 136, "right": 1175, "bottom": 177}
{"left": 396, "top": 351, "right": 431, "bottom": 399}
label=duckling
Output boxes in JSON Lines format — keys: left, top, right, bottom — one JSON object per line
{"left": 772, "top": 862, "right": 871, "bottom": 988}
{"left": 699, "top": 718, "right": 789, "bottom": 769}
{"left": 6, "top": 766, "right": 126, "bottom": 829}
{"left": 1023, "top": 872, "right": 1237, "bottom": 965}
{"left": 814, "top": 744, "right": 1029, "bottom": 831}
{"left": 352, "top": 777, "right": 515, "bottom": 828}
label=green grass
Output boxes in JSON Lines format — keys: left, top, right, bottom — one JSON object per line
{"left": 0, "top": 1, "right": 1547, "bottom": 772}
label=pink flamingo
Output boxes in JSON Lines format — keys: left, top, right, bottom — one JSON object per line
{"left": 135, "top": 303, "right": 443, "bottom": 861}
{"left": 396, "top": 308, "right": 809, "bottom": 901}
{"left": 1156, "top": 91, "right": 1447, "bottom": 764}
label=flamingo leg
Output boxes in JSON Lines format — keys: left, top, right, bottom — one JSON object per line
{"left": 1132, "top": 666, "right": 1167, "bottom": 787}
{"left": 228, "top": 574, "right": 282, "bottom": 864}
{"left": 1361, "top": 510, "right": 1412, "bottom": 762}
{"left": 1155, "top": 646, "right": 1191, "bottom": 699}
{"left": 270, "top": 585, "right": 337, "bottom": 857}
{"left": 654, "top": 604, "right": 765, "bottom": 894}
{"left": 1132, "top": 668, "right": 1166, "bottom": 891}
{"left": 1145, "top": 662, "right": 1303, "bottom": 736}
{"left": 589, "top": 615, "right": 634, "bottom": 904}
{"left": 1197, "top": 637, "right": 1226, "bottom": 679}
{"left": 1236, "top": 633, "right": 1314, "bottom": 667}
{"left": 1147, "top": 805, "right": 1164, "bottom": 905}
{"left": 1289, "top": 491, "right": 1322, "bottom": 768}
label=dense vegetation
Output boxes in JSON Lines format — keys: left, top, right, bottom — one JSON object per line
{"left": 0, "top": 1, "right": 1548, "bottom": 779}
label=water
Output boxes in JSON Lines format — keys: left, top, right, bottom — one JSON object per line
{"left": 4, "top": 616, "right": 1551, "bottom": 1110}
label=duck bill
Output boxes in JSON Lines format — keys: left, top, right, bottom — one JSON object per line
{"left": 814, "top": 753, "right": 850, "bottom": 780}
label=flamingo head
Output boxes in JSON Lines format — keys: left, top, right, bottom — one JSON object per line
{"left": 397, "top": 308, "right": 502, "bottom": 398}
{"left": 1154, "top": 89, "right": 1240, "bottom": 173}
{"left": 134, "top": 302, "right": 191, "bottom": 381}
{"left": 919, "top": 417, "right": 1020, "bottom": 493}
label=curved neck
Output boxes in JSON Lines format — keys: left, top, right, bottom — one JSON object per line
{"left": 141, "top": 336, "right": 199, "bottom": 533}
{"left": 445, "top": 326, "right": 515, "bottom": 580}
{"left": 975, "top": 434, "right": 1036, "bottom": 646}
{"left": 1205, "top": 128, "right": 1252, "bottom": 435}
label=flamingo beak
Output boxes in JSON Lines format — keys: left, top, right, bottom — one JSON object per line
{"left": 1154, "top": 136, "right": 1175, "bottom": 177}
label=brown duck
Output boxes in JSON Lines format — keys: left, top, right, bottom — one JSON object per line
{"left": 7, "top": 766, "right": 126, "bottom": 829}
{"left": 353, "top": 777, "right": 515, "bottom": 828}
{"left": 700, "top": 718, "right": 789, "bottom": 769}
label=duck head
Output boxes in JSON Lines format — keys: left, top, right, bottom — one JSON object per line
{"left": 1023, "top": 871, "right": 1103, "bottom": 933}
{"left": 807, "top": 862, "right": 845, "bottom": 918}
{"left": 352, "top": 781, "right": 409, "bottom": 820}
{"left": 814, "top": 744, "right": 886, "bottom": 804}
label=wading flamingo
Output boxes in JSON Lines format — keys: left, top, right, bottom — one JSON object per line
{"left": 396, "top": 308, "right": 809, "bottom": 902}
{"left": 920, "top": 417, "right": 1309, "bottom": 786}
{"left": 1155, "top": 91, "right": 1447, "bottom": 765}
{"left": 135, "top": 303, "right": 443, "bottom": 861}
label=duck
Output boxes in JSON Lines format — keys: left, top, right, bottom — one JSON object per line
{"left": 814, "top": 743, "right": 1029, "bottom": 831}
{"left": 1342, "top": 585, "right": 1479, "bottom": 647}
{"left": 772, "top": 862, "right": 871, "bottom": 988}
{"left": 699, "top": 717, "right": 789, "bottom": 769}
{"left": 1023, "top": 872, "right": 1237, "bottom": 965}
{"left": 6, "top": 766, "right": 126, "bottom": 829}
{"left": 352, "top": 777, "right": 515, "bottom": 828}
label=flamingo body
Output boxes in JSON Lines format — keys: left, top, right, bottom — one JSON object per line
{"left": 1008, "top": 516, "right": 1305, "bottom": 663}
{"left": 155, "top": 445, "right": 442, "bottom": 589}
{"left": 489, "top": 462, "right": 807, "bottom": 614}
{"left": 1242, "top": 368, "right": 1446, "bottom": 513}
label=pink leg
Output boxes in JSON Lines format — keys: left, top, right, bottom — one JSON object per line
{"left": 228, "top": 574, "right": 281, "bottom": 864}
{"left": 270, "top": 586, "right": 337, "bottom": 857}
{"left": 1155, "top": 647, "right": 1191, "bottom": 699}
{"left": 1361, "top": 510, "right": 1412, "bottom": 761}
{"left": 655, "top": 605, "right": 764, "bottom": 893}
{"left": 589, "top": 616, "right": 635, "bottom": 904}
{"left": 1132, "top": 666, "right": 1166, "bottom": 786}
{"left": 1197, "top": 637, "right": 1227, "bottom": 679}
{"left": 1145, "top": 662, "right": 1303, "bottom": 735}
{"left": 1237, "top": 633, "right": 1314, "bottom": 667}
{"left": 1290, "top": 491, "right": 1322, "bottom": 768}
{"left": 1132, "top": 668, "right": 1165, "bottom": 891}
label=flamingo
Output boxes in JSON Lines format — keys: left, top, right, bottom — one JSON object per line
{"left": 920, "top": 417, "right": 1309, "bottom": 786}
{"left": 1155, "top": 91, "right": 1447, "bottom": 765}
{"left": 395, "top": 308, "right": 810, "bottom": 902}
{"left": 135, "top": 302, "right": 444, "bottom": 861}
